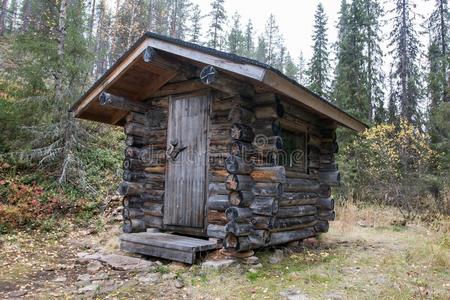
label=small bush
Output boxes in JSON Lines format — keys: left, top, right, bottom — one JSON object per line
{"left": 339, "top": 120, "right": 447, "bottom": 220}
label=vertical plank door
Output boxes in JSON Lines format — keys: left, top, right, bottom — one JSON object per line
{"left": 164, "top": 94, "right": 209, "bottom": 228}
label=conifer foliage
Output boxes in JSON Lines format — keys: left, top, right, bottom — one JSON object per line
{"left": 308, "top": 3, "right": 331, "bottom": 97}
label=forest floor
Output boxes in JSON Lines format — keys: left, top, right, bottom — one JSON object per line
{"left": 0, "top": 203, "right": 449, "bottom": 300}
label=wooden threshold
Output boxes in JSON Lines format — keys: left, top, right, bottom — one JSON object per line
{"left": 120, "top": 232, "right": 221, "bottom": 264}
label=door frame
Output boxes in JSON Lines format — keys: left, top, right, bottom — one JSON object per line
{"left": 162, "top": 90, "right": 211, "bottom": 236}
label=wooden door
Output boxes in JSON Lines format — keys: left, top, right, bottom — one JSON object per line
{"left": 164, "top": 94, "right": 209, "bottom": 229}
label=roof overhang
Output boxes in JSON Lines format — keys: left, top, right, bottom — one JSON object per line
{"left": 71, "top": 33, "right": 367, "bottom": 132}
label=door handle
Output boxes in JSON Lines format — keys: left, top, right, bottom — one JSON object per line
{"left": 166, "top": 139, "right": 187, "bottom": 161}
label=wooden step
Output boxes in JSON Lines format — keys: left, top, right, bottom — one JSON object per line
{"left": 120, "top": 232, "right": 221, "bottom": 264}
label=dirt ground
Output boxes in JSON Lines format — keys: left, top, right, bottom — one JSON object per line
{"left": 1, "top": 203, "right": 449, "bottom": 300}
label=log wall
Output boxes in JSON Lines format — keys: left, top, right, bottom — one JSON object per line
{"left": 119, "top": 103, "right": 168, "bottom": 233}
{"left": 115, "top": 85, "right": 339, "bottom": 249}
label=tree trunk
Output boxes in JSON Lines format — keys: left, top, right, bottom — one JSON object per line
{"left": 0, "top": 0, "right": 9, "bottom": 36}
{"left": 54, "top": 0, "right": 67, "bottom": 103}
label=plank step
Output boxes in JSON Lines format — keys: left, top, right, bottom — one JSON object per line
{"left": 120, "top": 232, "right": 221, "bottom": 264}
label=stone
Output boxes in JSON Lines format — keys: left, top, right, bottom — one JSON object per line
{"left": 53, "top": 276, "right": 67, "bottom": 283}
{"left": 279, "top": 288, "right": 309, "bottom": 300}
{"left": 252, "top": 263, "right": 263, "bottom": 269}
{"left": 91, "top": 272, "right": 109, "bottom": 281}
{"left": 174, "top": 279, "right": 184, "bottom": 289}
{"left": 244, "top": 256, "right": 260, "bottom": 265}
{"left": 78, "top": 283, "right": 100, "bottom": 294}
{"left": 87, "top": 260, "right": 103, "bottom": 272}
{"left": 323, "top": 291, "right": 345, "bottom": 300}
{"left": 9, "top": 290, "right": 27, "bottom": 297}
{"left": 96, "top": 254, "right": 154, "bottom": 271}
{"left": 201, "top": 259, "right": 236, "bottom": 271}
{"left": 77, "top": 274, "right": 92, "bottom": 282}
{"left": 162, "top": 273, "right": 177, "bottom": 280}
{"left": 76, "top": 252, "right": 103, "bottom": 264}
{"left": 373, "top": 275, "right": 387, "bottom": 285}
{"left": 138, "top": 273, "right": 161, "bottom": 283}
{"left": 269, "top": 249, "right": 284, "bottom": 264}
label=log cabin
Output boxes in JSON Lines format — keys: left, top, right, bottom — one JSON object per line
{"left": 71, "top": 32, "right": 367, "bottom": 264}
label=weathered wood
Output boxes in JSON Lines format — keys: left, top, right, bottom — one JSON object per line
{"left": 225, "top": 207, "right": 253, "bottom": 222}
{"left": 99, "top": 92, "right": 152, "bottom": 113}
{"left": 123, "top": 204, "right": 163, "bottom": 218}
{"left": 200, "top": 65, "right": 255, "bottom": 97}
{"left": 208, "top": 182, "right": 228, "bottom": 195}
{"left": 253, "top": 93, "right": 277, "bottom": 105}
{"left": 252, "top": 182, "right": 283, "bottom": 197}
{"left": 250, "top": 216, "right": 273, "bottom": 230}
{"left": 207, "top": 224, "right": 226, "bottom": 239}
{"left": 211, "top": 95, "right": 252, "bottom": 111}
{"left": 126, "top": 110, "right": 167, "bottom": 128}
{"left": 308, "top": 134, "right": 321, "bottom": 148}
{"left": 164, "top": 94, "right": 209, "bottom": 228}
{"left": 316, "top": 197, "right": 335, "bottom": 210}
{"left": 318, "top": 211, "right": 336, "bottom": 221}
{"left": 124, "top": 123, "right": 166, "bottom": 139}
{"left": 207, "top": 195, "right": 230, "bottom": 211}
{"left": 230, "top": 141, "right": 253, "bottom": 157}
{"left": 225, "top": 174, "right": 254, "bottom": 191}
{"left": 144, "top": 165, "right": 166, "bottom": 174}
{"left": 250, "top": 166, "right": 286, "bottom": 183}
{"left": 250, "top": 196, "right": 279, "bottom": 216}
{"left": 152, "top": 79, "right": 206, "bottom": 98}
{"left": 228, "top": 191, "right": 254, "bottom": 207}
{"left": 320, "top": 162, "right": 339, "bottom": 171}
{"left": 225, "top": 222, "right": 253, "bottom": 236}
{"left": 123, "top": 208, "right": 144, "bottom": 219}
{"left": 225, "top": 155, "right": 254, "bottom": 175}
{"left": 123, "top": 197, "right": 164, "bottom": 210}
{"left": 119, "top": 181, "right": 145, "bottom": 196}
{"left": 285, "top": 169, "right": 312, "bottom": 179}
{"left": 318, "top": 184, "right": 331, "bottom": 197}
{"left": 123, "top": 171, "right": 164, "bottom": 183}
{"left": 123, "top": 218, "right": 146, "bottom": 233}
{"left": 140, "top": 190, "right": 165, "bottom": 202}
{"left": 125, "top": 135, "right": 167, "bottom": 147}
{"left": 321, "top": 142, "right": 339, "bottom": 154}
{"left": 228, "top": 106, "right": 255, "bottom": 124}
{"left": 277, "top": 205, "right": 317, "bottom": 218}
{"left": 230, "top": 123, "right": 255, "bottom": 142}
{"left": 269, "top": 227, "right": 316, "bottom": 246}
{"left": 279, "top": 114, "right": 308, "bottom": 133}
{"left": 284, "top": 178, "right": 320, "bottom": 193}
{"left": 271, "top": 215, "right": 317, "bottom": 232}
{"left": 314, "top": 221, "right": 329, "bottom": 233}
{"left": 279, "top": 192, "right": 318, "bottom": 207}
{"left": 252, "top": 119, "right": 279, "bottom": 137}
{"left": 253, "top": 135, "right": 283, "bottom": 152}
{"left": 319, "top": 171, "right": 341, "bottom": 186}
{"left": 254, "top": 103, "right": 284, "bottom": 119}
{"left": 207, "top": 210, "right": 227, "bottom": 224}
{"left": 224, "top": 230, "right": 269, "bottom": 251}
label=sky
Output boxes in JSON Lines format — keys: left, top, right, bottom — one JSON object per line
{"left": 194, "top": 0, "right": 434, "bottom": 62}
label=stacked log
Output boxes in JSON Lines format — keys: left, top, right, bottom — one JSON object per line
{"left": 120, "top": 108, "right": 168, "bottom": 233}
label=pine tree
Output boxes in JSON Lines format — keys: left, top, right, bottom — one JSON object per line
{"left": 94, "top": 0, "right": 112, "bottom": 77}
{"left": 388, "top": 0, "right": 423, "bottom": 124}
{"left": 308, "top": 3, "right": 330, "bottom": 97}
{"left": 227, "top": 12, "right": 244, "bottom": 54}
{"left": 264, "top": 14, "right": 282, "bottom": 66}
{"left": 427, "top": 0, "right": 449, "bottom": 109}
{"left": 243, "top": 19, "right": 254, "bottom": 57}
{"left": 189, "top": 4, "right": 202, "bottom": 43}
{"left": 169, "top": 0, "right": 192, "bottom": 39}
{"left": 207, "top": 0, "right": 226, "bottom": 49}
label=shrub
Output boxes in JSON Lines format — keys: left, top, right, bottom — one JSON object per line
{"left": 339, "top": 119, "right": 447, "bottom": 219}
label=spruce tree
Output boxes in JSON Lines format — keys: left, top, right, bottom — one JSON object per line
{"left": 189, "top": 4, "right": 202, "bottom": 43}
{"left": 255, "top": 35, "right": 267, "bottom": 63}
{"left": 227, "top": 12, "right": 244, "bottom": 54}
{"left": 0, "top": 0, "right": 8, "bottom": 35}
{"left": 388, "top": 0, "right": 423, "bottom": 124}
{"left": 308, "top": 3, "right": 330, "bottom": 97}
{"left": 243, "top": 19, "right": 254, "bottom": 57}
{"left": 6, "top": 0, "right": 17, "bottom": 33}
{"left": 363, "top": 0, "right": 385, "bottom": 123}
{"left": 207, "top": 0, "right": 226, "bottom": 49}
{"left": 427, "top": 0, "right": 449, "bottom": 109}
{"left": 168, "top": 0, "right": 192, "bottom": 39}
{"left": 284, "top": 52, "right": 299, "bottom": 80}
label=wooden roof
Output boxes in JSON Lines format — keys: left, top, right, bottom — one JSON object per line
{"left": 71, "top": 32, "right": 367, "bottom": 132}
